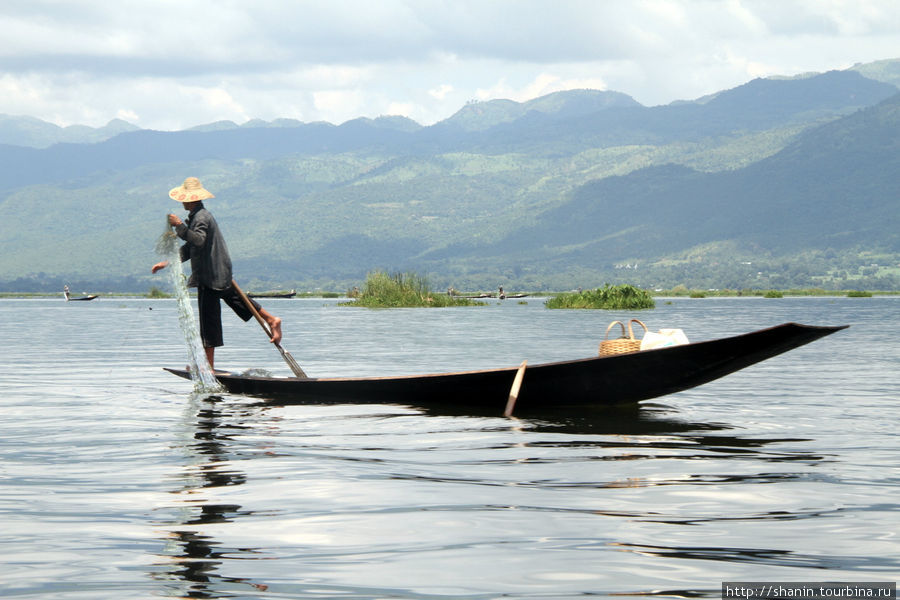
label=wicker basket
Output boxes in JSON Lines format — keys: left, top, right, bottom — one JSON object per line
{"left": 599, "top": 319, "right": 647, "bottom": 356}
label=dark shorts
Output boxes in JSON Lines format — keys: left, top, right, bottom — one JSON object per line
{"left": 197, "top": 285, "right": 261, "bottom": 348}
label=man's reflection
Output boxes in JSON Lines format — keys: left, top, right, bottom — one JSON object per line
{"left": 153, "top": 397, "right": 269, "bottom": 598}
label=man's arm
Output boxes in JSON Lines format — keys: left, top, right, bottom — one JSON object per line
{"left": 174, "top": 214, "right": 209, "bottom": 248}
{"left": 172, "top": 212, "right": 209, "bottom": 264}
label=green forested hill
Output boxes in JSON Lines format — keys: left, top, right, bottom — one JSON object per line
{"left": 0, "top": 62, "right": 898, "bottom": 292}
{"left": 459, "top": 92, "right": 900, "bottom": 289}
{"left": 0, "top": 116, "right": 139, "bottom": 149}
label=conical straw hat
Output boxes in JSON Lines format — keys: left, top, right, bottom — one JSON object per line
{"left": 169, "top": 177, "right": 215, "bottom": 202}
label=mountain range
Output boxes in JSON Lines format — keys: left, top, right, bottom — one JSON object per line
{"left": 0, "top": 59, "right": 898, "bottom": 293}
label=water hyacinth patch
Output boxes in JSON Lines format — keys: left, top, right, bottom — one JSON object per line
{"left": 344, "top": 270, "right": 482, "bottom": 308}
{"left": 545, "top": 284, "right": 655, "bottom": 310}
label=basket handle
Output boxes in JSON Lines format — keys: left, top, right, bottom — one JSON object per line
{"left": 628, "top": 319, "right": 647, "bottom": 339}
{"left": 604, "top": 320, "right": 627, "bottom": 340}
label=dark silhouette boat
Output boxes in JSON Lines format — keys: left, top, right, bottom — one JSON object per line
{"left": 165, "top": 322, "right": 846, "bottom": 412}
{"left": 247, "top": 289, "right": 296, "bottom": 299}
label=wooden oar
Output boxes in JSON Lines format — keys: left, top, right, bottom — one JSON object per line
{"left": 232, "top": 280, "right": 308, "bottom": 378}
{"left": 503, "top": 360, "right": 527, "bottom": 417}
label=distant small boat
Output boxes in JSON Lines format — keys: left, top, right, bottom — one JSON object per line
{"left": 63, "top": 285, "right": 98, "bottom": 302}
{"left": 248, "top": 289, "right": 296, "bottom": 299}
{"left": 496, "top": 287, "right": 529, "bottom": 299}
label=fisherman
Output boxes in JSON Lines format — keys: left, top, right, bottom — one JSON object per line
{"left": 151, "top": 177, "right": 283, "bottom": 370}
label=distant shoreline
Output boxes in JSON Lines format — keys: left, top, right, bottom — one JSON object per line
{"left": 2, "top": 289, "right": 896, "bottom": 300}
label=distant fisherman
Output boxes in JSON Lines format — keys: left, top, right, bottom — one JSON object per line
{"left": 151, "top": 177, "right": 283, "bottom": 370}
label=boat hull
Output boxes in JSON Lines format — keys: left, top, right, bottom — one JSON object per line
{"left": 165, "top": 323, "right": 846, "bottom": 410}
{"left": 248, "top": 291, "right": 296, "bottom": 298}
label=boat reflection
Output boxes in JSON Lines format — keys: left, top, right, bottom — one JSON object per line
{"left": 523, "top": 404, "right": 827, "bottom": 464}
{"left": 610, "top": 541, "right": 900, "bottom": 571}
{"left": 152, "top": 397, "right": 270, "bottom": 598}
{"left": 423, "top": 400, "right": 821, "bottom": 451}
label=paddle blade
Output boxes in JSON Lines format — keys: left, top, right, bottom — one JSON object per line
{"left": 278, "top": 345, "right": 308, "bottom": 378}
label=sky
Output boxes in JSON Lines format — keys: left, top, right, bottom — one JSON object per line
{"left": 0, "top": 0, "right": 897, "bottom": 131}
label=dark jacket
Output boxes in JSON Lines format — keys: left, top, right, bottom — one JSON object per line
{"left": 175, "top": 205, "right": 233, "bottom": 290}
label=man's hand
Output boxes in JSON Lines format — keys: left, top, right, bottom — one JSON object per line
{"left": 167, "top": 213, "right": 183, "bottom": 227}
{"left": 151, "top": 261, "right": 169, "bottom": 273}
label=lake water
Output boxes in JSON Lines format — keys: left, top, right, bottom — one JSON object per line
{"left": 1, "top": 296, "right": 898, "bottom": 599}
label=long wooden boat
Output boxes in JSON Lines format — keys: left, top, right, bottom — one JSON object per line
{"left": 165, "top": 322, "right": 846, "bottom": 411}
{"left": 248, "top": 289, "right": 296, "bottom": 298}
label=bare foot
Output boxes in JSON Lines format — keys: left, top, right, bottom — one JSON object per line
{"left": 267, "top": 316, "right": 282, "bottom": 345}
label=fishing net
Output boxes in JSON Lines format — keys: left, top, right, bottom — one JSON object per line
{"left": 156, "top": 224, "right": 222, "bottom": 394}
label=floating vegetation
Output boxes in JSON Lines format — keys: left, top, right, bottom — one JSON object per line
{"left": 764, "top": 290, "right": 784, "bottom": 298}
{"left": 147, "top": 286, "right": 171, "bottom": 299}
{"left": 546, "top": 284, "right": 655, "bottom": 310}
{"left": 343, "top": 270, "right": 481, "bottom": 308}
{"left": 847, "top": 290, "right": 873, "bottom": 297}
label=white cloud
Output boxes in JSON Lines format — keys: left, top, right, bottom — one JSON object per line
{"left": 115, "top": 108, "right": 139, "bottom": 122}
{"left": 722, "top": 0, "right": 769, "bottom": 35}
{"left": 476, "top": 73, "right": 610, "bottom": 104}
{"left": 428, "top": 84, "right": 454, "bottom": 101}
{"left": 385, "top": 102, "right": 416, "bottom": 118}
{"left": 313, "top": 90, "right": 366, "bottom": 122}
{"left": 198, "top": 88, "right": 246, "bottom": 117}
{"left": 0, "top": 0, "right": 896, "bottom": 129}
{"left": 716, "top": 50, "right": 781, "bottom": 80}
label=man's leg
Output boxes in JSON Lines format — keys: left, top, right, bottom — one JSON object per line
{"left": 256, "top": 307, "right": 282, "bottom": 345}
{"left": 197, "top": 286, "right": 224, "bottom": 369}
{"left": 222, "top": 286, "right": 283, "bottom": 344}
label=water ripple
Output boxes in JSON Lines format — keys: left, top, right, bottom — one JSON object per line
{"left": 3, "top": 297, "right": 900, "bottom": 598}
